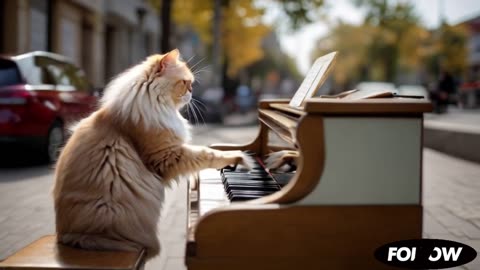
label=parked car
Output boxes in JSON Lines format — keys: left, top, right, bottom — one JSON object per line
{"left": 0, "top": 51, "right": 98, "bottom": 162}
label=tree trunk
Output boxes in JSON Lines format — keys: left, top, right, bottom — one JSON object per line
{"left": 160, "top": 0, "right": 172, "bottom": 52}
{"left": 211, "top": 0, "right": 222, "bottom": 88}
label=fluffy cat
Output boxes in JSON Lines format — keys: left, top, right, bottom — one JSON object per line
{"left": 53, "top": 49, "right": 252, "bottom": 258}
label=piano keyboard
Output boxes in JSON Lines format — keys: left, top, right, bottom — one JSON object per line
{"left": 221, "top": 160, "right": 281, "bottom": 201}
{"left": 192, "top": 155, "right": 294, "bottom": 216}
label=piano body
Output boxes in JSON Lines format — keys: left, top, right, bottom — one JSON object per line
{"left": 186, "top": 97, "right": 432, "bottom": 269}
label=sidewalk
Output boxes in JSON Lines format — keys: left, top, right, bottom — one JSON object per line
{"left": 424, "top": 108, "right": 480, "bottom": 163}
{"left": 423, "top": 148, "right": 480, "bottom": 270}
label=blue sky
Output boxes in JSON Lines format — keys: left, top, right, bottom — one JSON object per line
{"left": 266, "top": 0, "right": 480, "bottom": 74}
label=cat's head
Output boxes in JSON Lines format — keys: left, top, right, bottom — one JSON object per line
{"left": 144, "top": 49, "right": 194, "bottom": 108}
{"left": 102, "top": 49, "right": 195, "bottom": 130}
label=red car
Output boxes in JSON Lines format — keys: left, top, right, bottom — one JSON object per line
{"left": 0, "top": 51, "right": 98, "bottom": 162}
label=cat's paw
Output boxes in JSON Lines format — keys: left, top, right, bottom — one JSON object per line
{"left": 239, "top": 152, "right": 256, "bottom": 170}
{"left": 218, "top": 150, "right": 255, "bottom": 170}
{"left": 264, "top": 150, "right": 299, "bottom": 170}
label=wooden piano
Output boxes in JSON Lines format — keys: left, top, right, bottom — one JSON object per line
{"left": 186, "top": 97, "right": 432, "bottom": 270}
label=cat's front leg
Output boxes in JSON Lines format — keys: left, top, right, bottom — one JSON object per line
{"left": 151, "top": 145, "right": 254, "bottom": 180}
{"left": 208, "top": 149, "right": 255, "bottom": 170}
{"left": 185, "top": 146, "right": 255, "bottom": 171}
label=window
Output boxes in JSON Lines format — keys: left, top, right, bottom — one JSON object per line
{"left": 35, "top": 56, "right": 70, "bottom": 86}
{"left": 15, "top": 54, "right": 91, "bottom": 91}
{"left": 65, "top": 64, "right": 90, "bottom": 92}
{"left": 0, "top": 59, "right": 22, "bottom": 86}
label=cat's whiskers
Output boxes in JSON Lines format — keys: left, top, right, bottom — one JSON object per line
{"left": 193, "top": 64, "right": 211, "bottom": 73}
{"left": 189, "top": 57, "right": 206, "bottom": 73}
{"left": 188, "top": 102, "right": 200, "bottom": 125}
{"left": 185, "top": 55, "right": 195, "bottom": 65}
{"left": 185, "top": 103, "right": 192, "bottom": 123}
{"left": 192, "top": 65, "right": 211, "bottom": 86}
{"left": 191, "top": 100, "right": 206, "bottom": 125}
{"left": 192, "top": 97, "right": 207, "bottom": 110}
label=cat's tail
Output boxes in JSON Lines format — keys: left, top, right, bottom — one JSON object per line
{"left": 58, "top": 233, "right": 158, "bottom": 258}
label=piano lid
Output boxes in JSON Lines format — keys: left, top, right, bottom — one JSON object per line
{"left": 265, "top": 97, "right": 432, "bottom": 115}
{"left": 303, "top": 98, "right": 433, "bottom": 114}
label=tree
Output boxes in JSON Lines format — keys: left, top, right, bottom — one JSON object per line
{"left": 222, "top": 0, "right": 270, "bottom": 76}
{"left": 437, "top": 23, "right": 469, "bottom": 76}
{"left": 160, "top": 0, "right": 173, "bottom": 52}
{"left": 276, "top": 0, "right": 325, "bottom": 30}
{"left": 156, "top": 0, "right": 327, "bottom": 93}
{"left": 312, "top": 21, "right": 377, "bottom": 90}
{"left": 149, "top": 0, "right": 174, "bottom": 52}
{"left": 354, "top": 0, "right": 421, "bottom": 81}
{"left": 172, "top": 0, "right": 270, "bottom": 77}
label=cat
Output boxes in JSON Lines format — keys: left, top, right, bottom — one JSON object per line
{"left": 53, "top": 49, "right": 253, "bottom": 258}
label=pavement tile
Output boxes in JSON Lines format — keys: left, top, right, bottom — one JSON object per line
{"left": 424, "top": 211, "right": 450, "bottom": 235}
{"left": 164, "top": 258, "right": 187, "bottom": 270}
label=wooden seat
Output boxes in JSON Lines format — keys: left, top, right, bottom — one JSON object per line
{"left": 0, "top": 235, "right": 145, "bottom": 270}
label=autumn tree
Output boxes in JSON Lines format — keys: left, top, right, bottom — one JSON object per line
{"left": 275, "top": 0, "right": 325, "bottom": 30}
{"left": 313, "top": 0, "right": 453, "bottom": 89}
{"left": 311, "top": 23, "right": 376, "bottom": 89}
{"left": 354, "top": 0, "right": 421, "bottom": 81}
{"left": 172, "top": 0, "right": 270, "bottom": 78}
{"left": 436, "top": 23, "right": 469, "bottom": 76}
{"left": 153, "top": 0, "right": 327, "bottom": 92}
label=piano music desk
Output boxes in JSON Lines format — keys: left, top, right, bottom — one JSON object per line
{"left": 186, "top": 98, "right": 432, "bottom": 270}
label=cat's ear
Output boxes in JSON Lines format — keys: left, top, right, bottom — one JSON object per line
{"left": 162, "top": 49, "right": 180, "bottom": 67}
{"left": 151, "top": 49, "right": 179, "bottom": 75}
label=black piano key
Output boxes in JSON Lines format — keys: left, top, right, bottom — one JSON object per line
{"left": 228, "top": 190, "right": 274, "bottom": 200}
{"left": 224, "top": 179, "right": 278, "bottom": 185}
{"left": 224, "top": 182, "right": 279, "bottom": 190}
{"left": 228, "top": 190, "right": 273, "bottom": 197}
{"left": 230, "top": 194, "right": 262, "bottom": 201}
{"left": 225, "top": 185, "right": 279, "bottom": 193}
{"left": 224, "top": 181, "right": 280, "bottom": 188}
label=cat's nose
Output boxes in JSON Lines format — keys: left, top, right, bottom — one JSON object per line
{"left": 185, "top": 80, "right": 192, "bottom": 92}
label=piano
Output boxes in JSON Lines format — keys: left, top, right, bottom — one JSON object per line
{"left": 185, "top": 97, "right": 432, "bottom": 269}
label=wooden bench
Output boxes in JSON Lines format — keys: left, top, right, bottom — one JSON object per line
{"left": 0, "top": 235, "right": 145, "bottom": 270}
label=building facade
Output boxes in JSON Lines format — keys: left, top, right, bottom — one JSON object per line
{"left": 0, "top": 0, "right": 160, "bottom": 87}
{"left": 461, "top": 15, "right": 480, "bottom": 80}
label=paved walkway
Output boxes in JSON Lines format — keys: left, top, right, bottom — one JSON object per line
{"left": 423, "top": 148, "right": 480, "bottom": 270}
{"left": 424, "top": 108, "right": 480, "bottom": 133}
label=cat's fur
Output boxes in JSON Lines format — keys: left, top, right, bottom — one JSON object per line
{"left": 53, "top": 49, "right": 252, "bottom": 258}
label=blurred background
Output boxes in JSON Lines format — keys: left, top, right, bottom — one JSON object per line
{"left": 2, "top": 0, "right": 479, "bottom": 122}
{"left": 1, "top": 1, "right": 480, "bottom": 269}
{"left": 2, "top": 0, "right": 480, "bottom": 161}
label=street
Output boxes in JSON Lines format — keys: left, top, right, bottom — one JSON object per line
{"left": 0, "top": 124, "right": 479, "bottom": 269}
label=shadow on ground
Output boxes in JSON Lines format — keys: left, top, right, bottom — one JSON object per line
{"left": 0, "top": 145, "right": 50, "bottom": 169}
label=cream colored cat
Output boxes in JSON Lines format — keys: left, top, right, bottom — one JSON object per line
{"left": 53, "top": 49, "right": 252, "bottom": 258}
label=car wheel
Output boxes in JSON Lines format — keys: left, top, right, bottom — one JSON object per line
{"left": 44, "top": 122, "right": 64, "bottom": 163}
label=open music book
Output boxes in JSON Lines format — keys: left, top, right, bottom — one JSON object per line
{"left": 289, "top": 52, "right": 337, "bottom": 107}
{"left": 288, "top": 52, "right": 424, "bottom": 108}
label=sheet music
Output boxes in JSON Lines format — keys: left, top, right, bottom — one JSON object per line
{"left": 289, "top": 52, "right": 337, "bottom": 107}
